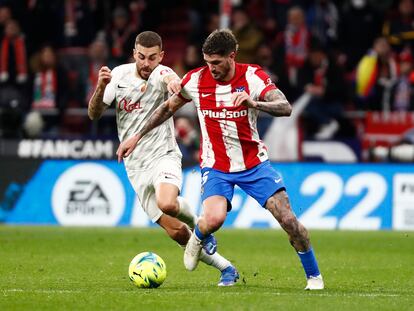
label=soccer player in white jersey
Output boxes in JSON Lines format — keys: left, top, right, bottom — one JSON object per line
{"left": 88, "top": 31, "right": 238, "bottom": 286}
{"left": 117, "top": 29, "right": 324, "bottom": 290}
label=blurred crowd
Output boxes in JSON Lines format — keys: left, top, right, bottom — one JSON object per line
{"left": 1, "top": 0, "right": 414, "bottom": 162}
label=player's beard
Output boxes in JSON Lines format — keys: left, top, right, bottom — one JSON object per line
{"left": 138, "top": 66, "right": 152, "bottom": 80}
{"left": 211, "top": 62, "right": 230, "bottom": 82}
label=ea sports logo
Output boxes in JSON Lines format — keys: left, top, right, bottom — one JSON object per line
{"left": 52, "top": 163, "right": 125, "bottom": 226}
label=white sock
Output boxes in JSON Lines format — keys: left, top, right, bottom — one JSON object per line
{"left": 176, "top": 196, "right": 198, "bottom": 229}
{"left": 179, "top": 244, "right": 231, "bottom": 271}
{"left": 199, "top": 250, "right": 231, "bottom": 271}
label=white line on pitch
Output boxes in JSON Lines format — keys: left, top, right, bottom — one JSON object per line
{"left": 1, "top": 288, "right": 408, "bottom": 298}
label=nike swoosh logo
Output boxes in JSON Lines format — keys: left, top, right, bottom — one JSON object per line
{"left": 117, "top": 84, "right": 128, "bottom": 89}
{"left": 201, "top": 93, "right": 212, "bottom": 98}
{"left": 274, "top": 178, "right": 282, "bottom": 183}
{"left": 165, "top": 176, "right": 174, "bottom": 179}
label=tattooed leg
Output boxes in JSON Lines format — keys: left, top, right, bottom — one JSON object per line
{"left": 265, "top": 190, "right": 310, "bottom": 252}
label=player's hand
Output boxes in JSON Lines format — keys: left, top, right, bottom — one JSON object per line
{"left": 167, "top": 78, "right": 182, "bottom": 94}
{"left": 116, "top": 134, "right": 140, "bottom": 163}
{"left": 231, "top": 91, "right": 257, "bottom": 108}
{"left": 97, "top": 66, "right": 112, "bottom": 88}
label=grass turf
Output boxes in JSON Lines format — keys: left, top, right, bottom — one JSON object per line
{"left": 0, "top": 226, "right": 413, "bottom": 310}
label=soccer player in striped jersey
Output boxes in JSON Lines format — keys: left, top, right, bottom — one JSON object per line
{"left": 88, "top": 31, "right": 237, "bottom": 286}
{"left": 117, "top": 29, "right": 324, "bottom": 290}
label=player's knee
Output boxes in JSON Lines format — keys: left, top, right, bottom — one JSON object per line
{"left": 204, "top": 213, "right": 225, "bottom": 231}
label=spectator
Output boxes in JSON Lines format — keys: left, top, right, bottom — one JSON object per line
{"left": 307, "top": 0, "right": 339, "bottom": 49}
{"left": 173, "top": 44, "right": 203, "bottom": 78}
{"left": 231, "top": 7, "right": 264, "bottom": 63}
{"left": 255, "top": 43, "right": 278, "bottom": 83}
{"left": 16, "top": 1, "right": 62, "bottom": 56}
{"left": 29, "top": 45, "right": 68, "bottom": 135}
{"left": 198, "top": 12, "right": 220, "bottom": 43}
{"left": 275, "top": 6, "right": 309, "bottom": 98}
{"left": 297, "top": 43, "right": 347, "bottom": 140}
{"left": 338, "top": 0, "right": 382, "bottom": 72}
{"left": 207, "top": 13, "right": 220, "bottom": 34}
{"left": 254, "top": 43, "right": 282, "bottom": 137}
{"left": 106, "top": 0, "right": 145, "bottom": 34}
{"left": 58, "top": 0, "right": 98, "bottom": 49}
{"left": 85, "top": 39, "right": 112, "bottom": 103}
{"left": 31, "top": 45, "right": 67, "bottom": 110}
{"left": 0, "top": 19, "right": 28, "bottom": 86}
{"left": 264, "top": 0, "right": 307, "bottom": 31}
{"left": 0, "top": 5, "right": 12, "bottom": 38}
{"left": 3, "top": 0, "right": 406, "bottom": 143}
{"left": 383, "top": 0, "right": 414, "bottom": 52}
{"left": 128, "top": 0, "right": 146, "bottom": 31}
{"left": 187, "top": 0, "right": 208, "bottom": 44}
{"left": 106, "top": 6, "right": 137, "bottom": 66}
{"left": 0, "top": 19, "right": 29, "bottom": 138}
{"left": 356, "top": 37, "right": 398, "bottom": 111}
{"left": 393, "top": 48, "right": 414, "bottom": 111}
{"left": 55, "top": 0, "right": 99, "bottom": 101}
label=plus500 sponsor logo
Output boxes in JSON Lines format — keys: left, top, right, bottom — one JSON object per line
{"left": 201, "top": 109, "right": 247, "bottom": 119}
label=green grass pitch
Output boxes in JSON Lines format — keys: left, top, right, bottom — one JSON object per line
{"left": 1, "top": 226, "right": 413, "bottom": 310}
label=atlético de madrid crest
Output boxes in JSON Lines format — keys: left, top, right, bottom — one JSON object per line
{"left": 234, "top": 86, "right": 245, "bottom": 92}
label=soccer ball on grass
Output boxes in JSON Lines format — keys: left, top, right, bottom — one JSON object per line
{"left": 128, "top": 252, "right": 167, "bottom": 288}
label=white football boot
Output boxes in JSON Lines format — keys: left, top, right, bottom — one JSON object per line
{"left": 184, "top": 232, "right": 202, "bottom": 271}
{"left": 305, "top": 274, "right": 324, "bottom": 290}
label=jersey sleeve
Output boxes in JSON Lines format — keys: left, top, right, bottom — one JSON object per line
{"left": 177, "top": 71, "right": 193, "bottom": 102}
{"left": 153, "top": 65, "right": 178, "bottom": 91}
{"left": 253, "top": 66, "right": 277, "bottom": 101}
{"left": 103, "top": 67, "right": 120, "bottom": 106}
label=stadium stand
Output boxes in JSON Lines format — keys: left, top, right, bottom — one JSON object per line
{"left": 0, "top": 0, "right": 414, "bottom": 163}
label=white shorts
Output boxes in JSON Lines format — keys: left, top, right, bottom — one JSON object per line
{"left": 126, "top": 155, "right": 182, "bottom": 223}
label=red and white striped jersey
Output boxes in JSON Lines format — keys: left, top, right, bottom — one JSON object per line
{"left": 179, "top": 63, "right": 277, "bottom": 173}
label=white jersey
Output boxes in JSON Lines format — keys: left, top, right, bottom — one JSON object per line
{"left": 103, "top": 63, "right": 182, "bottom": 170}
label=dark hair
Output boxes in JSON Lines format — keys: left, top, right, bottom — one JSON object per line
{"left": 135, "top": 31, "right": 162, "bottom": 49}
{"left": 202, "top": 29, "right": 238, "bottom": 56}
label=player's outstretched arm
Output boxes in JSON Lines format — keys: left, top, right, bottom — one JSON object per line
{"left": 232, "top": 89, "right": 292, "bottom": 117}
{"left": 88, "top": 66, "right": 111, "bottom": 120}
{"left": 116, "top": 94, "right": 186, "bottom": 162}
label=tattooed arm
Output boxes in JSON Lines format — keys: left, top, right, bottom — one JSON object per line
{"left": 255, "top": 89, "right": 292, "bottom": 117}
{"left": 88, "top": 86, "right": 107, "bottom": 120}
{"left": 232, "top": 88, "right": 292, "bottom": 117}
{"left": 88, "top": 66, "right": 111, "bottom": 120}
{"left": 137, "top": 94, "right": 185, "bottom": 139}
{"left": 116, "top": 94, "right": 187, "bottom": 162}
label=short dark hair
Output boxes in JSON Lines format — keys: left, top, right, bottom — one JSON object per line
{"left": 135, "top": 31, "right": 162, "bottom": 49}
{"left": 202, "top": 29, "right": 238, "bottom": 56}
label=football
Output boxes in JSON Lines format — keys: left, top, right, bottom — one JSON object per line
{"left": 128, "top": 252, "right": 167, "bottom": 288}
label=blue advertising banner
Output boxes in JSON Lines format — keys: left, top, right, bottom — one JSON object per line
{"left": 4, "top": 161, "right": 414, "bottom": 230}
